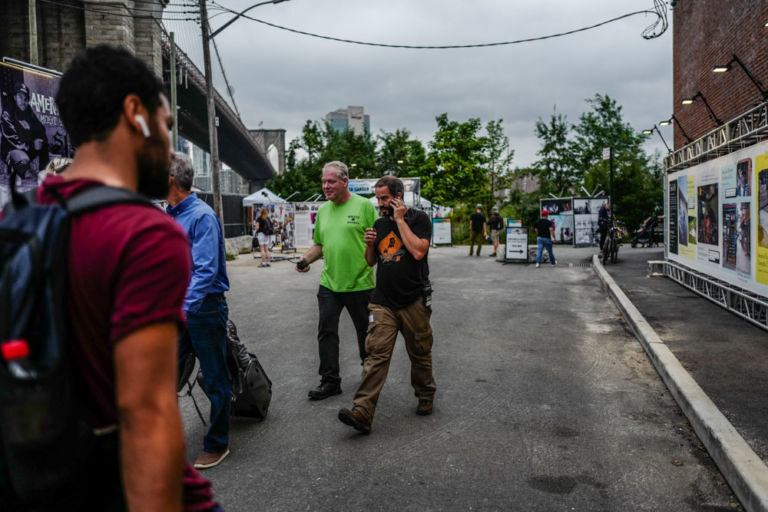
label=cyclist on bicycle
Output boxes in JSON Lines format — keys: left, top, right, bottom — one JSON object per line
{"left": 598, "top": 203, "right": 612, "bottom": 255}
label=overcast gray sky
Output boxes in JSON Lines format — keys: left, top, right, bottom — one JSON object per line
{"left": 164, "top": 0, "right": 673, "bottom": 169}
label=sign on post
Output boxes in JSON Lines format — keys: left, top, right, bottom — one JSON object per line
{"left": 505, "top": 226, "right": 529, "bottom": 263}
{"left": 432, "top": 217, "right": 452, "bottom": 245}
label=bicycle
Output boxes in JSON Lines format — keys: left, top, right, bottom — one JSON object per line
{"left": 602, "top": 222, "right": 622, "bottom": 264}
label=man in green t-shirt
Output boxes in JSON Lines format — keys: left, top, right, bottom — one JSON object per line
{"left": 296, "top": 161, "right": 376, "bottom": 400}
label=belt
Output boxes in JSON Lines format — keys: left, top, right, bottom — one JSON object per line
{"left": 206, "top": 292, "right": 225, "bottom": 299}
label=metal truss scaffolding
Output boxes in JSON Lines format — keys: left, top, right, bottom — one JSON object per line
{"left": 665, "top": 101, "right": 768, "bottom": 172}
{"left": 663, "top": 260, "right": 768, "bottom": 332}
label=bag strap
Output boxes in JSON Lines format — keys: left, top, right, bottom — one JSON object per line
{"left": 66, "top": 185, "right": 153, "bottom": 215}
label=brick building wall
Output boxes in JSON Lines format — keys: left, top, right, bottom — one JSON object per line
{"left": 40, "top": 0, "right": 86, "bottom": 71}
{"left": 0, "top": 0, "right": 167, "bottom": 75}
{"left": 673, "top": 0, "right": 768, "bottom": 149}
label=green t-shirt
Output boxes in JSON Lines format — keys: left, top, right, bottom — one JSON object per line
{"left": 314, "top": 193, "right": 376, "bottom": 292}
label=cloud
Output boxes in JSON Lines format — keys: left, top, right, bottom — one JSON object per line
{"left": 166, "top": 0, "right": 673, "bottom": 168}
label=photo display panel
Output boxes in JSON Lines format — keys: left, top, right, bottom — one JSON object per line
{"left": 666, "top": 140, "right": 768, "bottom": 297}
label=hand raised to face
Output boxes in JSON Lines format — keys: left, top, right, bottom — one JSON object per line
{"left": 391, "top": 197, "right": 407, "bottom": 221}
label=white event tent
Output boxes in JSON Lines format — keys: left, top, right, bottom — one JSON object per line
{"left": 242, "top": 187, "right": 287, "bottom": 206}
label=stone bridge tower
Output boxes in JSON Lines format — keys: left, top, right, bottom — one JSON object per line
{"left": 0, "top": 0, "right": 168, "bottom": 75}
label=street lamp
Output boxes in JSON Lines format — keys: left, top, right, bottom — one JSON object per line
{"left": 201, "top": 0, "right": 290, "bottom": 225}
{"left": 712, "top": 54, "right": 768, "bottom": 101}
{"left": 209, "top": 0, "right": 289, "bottom": 39}
{"left": 659, "top": 114, "right": 692, "bottom": 143}
{"left": 642, "top": 125, "right": 671, "bottom": 153}
{"left": 680, "top": 91, "right": 723, "bottom": 125}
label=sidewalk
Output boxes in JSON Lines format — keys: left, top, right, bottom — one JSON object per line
{"left": 597, "top": 246, "right": 768, "bottom": 511}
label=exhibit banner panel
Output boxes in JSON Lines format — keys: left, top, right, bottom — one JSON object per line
{"left": 666, "top": 140, "right": 768, "bottom": 298}
{"left": 348, "top": 177, "right": 420, "bottom": 196}
{"left": 251, "top": 202, "right": 295, "bottom": 251}
{"left": 573, "top": 197, "right": 608, "bottom": 246}
{"left": 432, "top": 217, "right": 452, "bottom": 245}
{"left": 505, "top": 226, "right": 529, "bottom": 262}
{"left": 540, "top": 198, "right": 574, "bottom": 245}
{"left": 0, "top": 60, "right": 73, "bottom": 208}
{"left": 293, "top": 202, "right": 323, "bottom": 248}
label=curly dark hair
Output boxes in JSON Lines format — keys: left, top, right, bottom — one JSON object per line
{"left": 374, "top": 175, "right": 404, "bottom": 198}
{"left": 56, "top": 45, "right": 165, "bottom": 147}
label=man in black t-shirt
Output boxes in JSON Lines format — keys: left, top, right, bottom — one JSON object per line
{"left": 468, "top": 204, "right": 487, "bottom": 256}
{"left": 534, "top": 210, "right": 557, "bottom": 268}
{"left": 338, "top": 176, "right": 436, "bottom": 434}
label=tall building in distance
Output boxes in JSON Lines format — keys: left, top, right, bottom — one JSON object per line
{"left": 325, "top": 106, "right": 370, "bottom": 137}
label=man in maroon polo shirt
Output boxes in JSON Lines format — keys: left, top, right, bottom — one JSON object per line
{"left": 43, "top": 45, "right": 221, "bottom": 511}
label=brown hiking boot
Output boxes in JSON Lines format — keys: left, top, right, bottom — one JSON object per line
{"left": 416, "top": 399, "right": 433, "bottom": 416}
{"left": 338, "top": 407, "right": 371, "bottom": 434}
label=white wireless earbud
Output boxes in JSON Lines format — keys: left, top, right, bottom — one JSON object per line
{"left": 134, "top": 115, "right": 150, "bottom": 138}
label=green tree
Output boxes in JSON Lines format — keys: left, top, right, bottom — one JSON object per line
{"left": 269, "top": 120, "right": 325, "bottom": 201}
{"left": 528, "top": 108, "right": 578, "bottom": 195}
{"left": 484, "top": 119, "right": 515, "bottom": 205}
{"left": 376, "top": 128, "right": 428, "bottom": 178}
{"left": 573, "top": 94, "right": 660, "bottom": 230}
{"left": 269, "top": 121, "right": 378, "bottom": 199}
{"left": 423, "top": 113, "right": 489, "bottom": 207}
{"left": 322, "top": 127, "right": 377, "bottom": 179}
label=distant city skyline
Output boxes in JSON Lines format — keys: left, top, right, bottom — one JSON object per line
{"left": 325, "top": 106, "right": 371, "bottom": 137}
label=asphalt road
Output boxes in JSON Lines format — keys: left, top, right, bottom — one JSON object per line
{"left": 179, "top": 245, "right": 739, "bottom": 511}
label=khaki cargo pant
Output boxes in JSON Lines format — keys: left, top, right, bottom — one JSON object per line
{"left": 353, "top": 299, "right": 436, "bottom": 422}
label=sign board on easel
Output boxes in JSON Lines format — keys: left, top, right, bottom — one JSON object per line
{"left": 505, "top": 226, "right": 529, "bottom": 262}
{"left": 432, "top": 217, "right": 452, "bottom": 245}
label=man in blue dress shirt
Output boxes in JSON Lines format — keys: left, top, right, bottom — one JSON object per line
{"left": 167, "top": 151, "right": 231, "bottom": 470}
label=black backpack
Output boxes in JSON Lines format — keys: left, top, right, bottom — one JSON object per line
{"left": 263, "top": 217, "right": 275, "bottom": 236}
{"left": 0, "top": 183, "right": 152, "bottom": 509}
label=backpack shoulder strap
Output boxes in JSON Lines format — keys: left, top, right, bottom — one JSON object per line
{"left": 66, "top": 185, "right": 153, "bottom": 215}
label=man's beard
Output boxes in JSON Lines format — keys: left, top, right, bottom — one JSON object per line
{"left": 380, "top": 205, "right": 393, "bottom": 217}
{"left": 136, "top": 138, "right": 170, "bottom": 199}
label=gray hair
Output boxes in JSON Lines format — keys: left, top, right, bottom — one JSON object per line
{"left": 170, "top": 151, "right": 194, "bottom": 192}
{"left": 322, "top": 161, "right": 349, "bottom": 180}
{"left": 45, "top": 157, "right": 72, "bottom": 175}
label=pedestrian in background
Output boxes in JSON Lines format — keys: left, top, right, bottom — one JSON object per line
{"left": 338, "top": 176, "right": 436, "bottom": 434}
{"left": 598, "top": 202, "right": 612, "bottom": 254}
{"left": 296, "top": 161, "right": 376, "bottom": 400}
{"left": 488, "top": 206, "right": 504, "bottom": 257}
{"left": 254, "top": 207, "right": 272, "bottom": 267}
{"left": 534, "top": 210, "right": 557, "bottom": 268}
{"left": 167, "top": 151, "right": 232, "bottom": 470}
{"left": 468, "top": 204, "right": 487, "bottom": 256}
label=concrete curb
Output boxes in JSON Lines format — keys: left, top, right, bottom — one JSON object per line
{"left": 592, "top": 254, "right": 768, "bottom": 512}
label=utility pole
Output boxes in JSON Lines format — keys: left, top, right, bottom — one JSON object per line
{"left": 603, "top": 146, "right": 614, "bottom": 209}
{"left": 28, "top": 0, "right": 38, "bottom": 65}
{"left": 169, "top": 32, "right": 178, "bottom": 151}
{"left": 200, "top": 0, "right": 223, "bottom": 225}
{"left": 609, "top": 147, "right": 614, "bottom": 212}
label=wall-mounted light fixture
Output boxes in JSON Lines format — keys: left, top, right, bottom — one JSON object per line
{"left": 712, "top": 54, "right": 768, "bottom": 101}
{"left": 659, "top": 114, "right": 692, "bottom": 143}
{"left": 642, "top": 125, "right": 671, "bottom": 152}
{"left": 680, "top": 91, "right": 723, "bottom": 125}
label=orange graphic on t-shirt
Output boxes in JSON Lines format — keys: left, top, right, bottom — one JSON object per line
{"left": 378, "top": 232, "right": 404, "bottom": 263}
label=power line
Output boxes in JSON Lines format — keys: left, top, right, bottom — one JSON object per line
{"left": 211, "top": 36, "right": 241, "bottom": 119}
{"left": 38, "top": 0, "right": 200, "bottom": 21}
{"left": 208, "top": 4, "right": 668, "bottom": 50}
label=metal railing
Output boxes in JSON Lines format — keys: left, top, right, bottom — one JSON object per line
{"left": 664, "top": 101, "right": 768, "bottom": 172}
{"left": 657, "top": 260, "right": 768, "bottom": 331}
